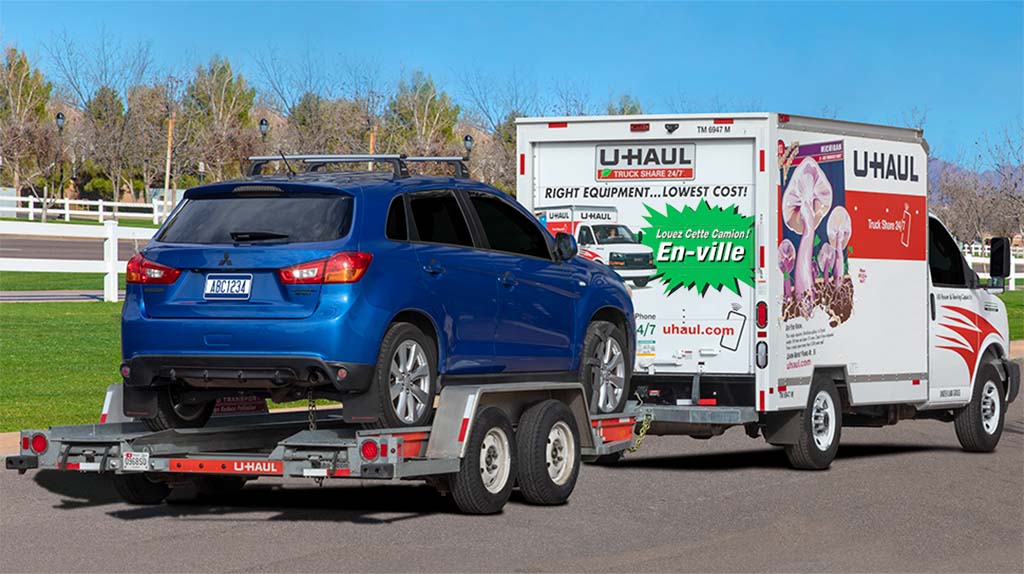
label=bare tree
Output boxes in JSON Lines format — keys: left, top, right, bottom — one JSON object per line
{"left": 0, "top": 46, "right": 53, "bottom": 197}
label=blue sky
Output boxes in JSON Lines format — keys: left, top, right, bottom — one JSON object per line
{"left": 2, "top": 1, "right": 1021, "bottom": 161}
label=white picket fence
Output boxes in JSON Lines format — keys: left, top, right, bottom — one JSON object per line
{"left": 0, "top": 220, "right": 156, "bottom": 301}
{"left": 0, "top": 195, "right": 177, "bottom": 224}
{"left": 964, "top": 253, "right": 1021, "bottom": 290}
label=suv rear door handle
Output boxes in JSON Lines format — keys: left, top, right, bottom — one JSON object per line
{"left": 422, "top": 262, "right": 445, "bottom": 275}
{"left": 498, "top": 272, "right": 518, "bottom": 287}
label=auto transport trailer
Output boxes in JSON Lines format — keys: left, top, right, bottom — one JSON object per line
{"left": 5, "top": 382, "right": 636, "bottom": 514}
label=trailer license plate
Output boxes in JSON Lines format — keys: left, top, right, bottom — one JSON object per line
{"left": 122, "top": 451, "right": 150, "bottom": 471}
{"left": 204, "top": 274, "right": 252, "bottom": 300}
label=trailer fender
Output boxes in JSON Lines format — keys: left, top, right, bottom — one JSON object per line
{"left": 764, "top": 409, "right": 802, "bottom": 445}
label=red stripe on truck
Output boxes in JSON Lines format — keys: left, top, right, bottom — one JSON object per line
{"left": 169, "top": 458, "right": 283, "bottom": 476}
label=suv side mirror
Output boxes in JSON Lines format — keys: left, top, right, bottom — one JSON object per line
{"left": 554, "top": 232, "right": 578, "bottom": 261}
{"left": 988, "top": 237, "right": 1011, "bottom": 290}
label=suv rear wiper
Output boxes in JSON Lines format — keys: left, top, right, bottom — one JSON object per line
{"left": 230, "top": 231, "right": 290, "bottom": 242}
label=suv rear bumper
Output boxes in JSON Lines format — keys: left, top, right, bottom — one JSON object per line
{"left": 123, "top": 354, "right": 374, "bottom": 395}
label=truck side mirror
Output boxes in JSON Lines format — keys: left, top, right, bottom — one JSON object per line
{"left": 554, "top": 232, "right": 578, "bottom": 261}
{"left": 989, "top": 237, "right": 1011, "bottom": 290}
{"left": 636, "top": 230, "right": 644, "bottom": 242}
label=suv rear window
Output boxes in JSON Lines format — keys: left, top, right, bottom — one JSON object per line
{"left": 158, "top": 193, "right": 354, "bottom": 244}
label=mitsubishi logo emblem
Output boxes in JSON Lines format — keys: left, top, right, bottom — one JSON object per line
{"left": 218, "top": 253, "right": 233, "bottom": 266}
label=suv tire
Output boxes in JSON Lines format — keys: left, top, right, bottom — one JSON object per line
{"left": 144, "top": 385, "right": 214, "bottom": 431}
{"left": 370, "top": 322, "right": 437, "bottom": 428}
{"left": 580, "top": 320, "right": 630, "bottom": 414}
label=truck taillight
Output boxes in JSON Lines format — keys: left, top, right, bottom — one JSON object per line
{"left": 279, "top": 252, "right": 372, "bottom": 285}
{"left": 126, "top": 254, "right": 181, "bottom": 284}
{"left": 756, "top": 301, "right": 768, "bottom": 329}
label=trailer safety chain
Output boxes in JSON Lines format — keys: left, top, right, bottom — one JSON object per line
{"left": 307, "top": 388, "right": 317, "bottom": 432}
{"left": 627, "top": 411, "right": 653, "bottom": 453}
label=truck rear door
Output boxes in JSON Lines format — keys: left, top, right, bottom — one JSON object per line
{"left": 526, "top": 128, "right": 758, "bottom": 375}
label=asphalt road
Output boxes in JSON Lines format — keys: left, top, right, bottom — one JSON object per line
{"left": 0, "top": 235, "right": 143, "bottom": 261}
{"left": 1, "top": 400, "right": 1021, "bottom": 573}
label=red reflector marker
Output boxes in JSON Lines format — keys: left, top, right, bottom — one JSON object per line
{"left": 756, "top": 301, "right": 768, "bottom": 329}
{"left": 697, "top": 398, "right": 717, "bottom": 406}
{"left": 547, "top": 121, "right": 568, "bottom": 128}
{"left": 713, "top": 118, "right": 734, "bottom": 125}
{"left": 30, "top": 434, "right": 48, "bottom": 454}
{"left": 759, "top": 149, "right": 765, "bottom": 172}
{"left": 779, "top": 113, "right": 791, "bottom": 123}
{"left": 630, "top": 122, "right": 650, "bottom": 132}
{"left": 519, "top": 153, "right": 525, "bottom": 175}
{"left": 21, "top": 436, "right": 29, "bottom": 451}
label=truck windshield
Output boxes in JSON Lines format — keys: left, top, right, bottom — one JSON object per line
{"left": 157, "top": 193, "right": 354, "bottom": 244}
{"left": 592, "top": 224, "right": 638, "bottom": 245}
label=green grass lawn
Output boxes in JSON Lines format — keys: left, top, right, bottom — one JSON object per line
{"left": 0, "top": 272, "right": 126, "bottom": 291}
{"left": 1, "top": 216, "right": 159, "bottom": 229}
{"left": 0, "top": 292, "right": 1021, "bottom": 432}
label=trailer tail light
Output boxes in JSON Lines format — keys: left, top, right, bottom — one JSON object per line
{"left": 756, "top": 301, "right": 768, "bottom": 329}
{"left": 279, "top": 252, "right": 372, "bottom": 285}
{"left": 360, "top": 440, "right": 379, "bottom": 461}
{"left": 756, "top": 341, "right": 768, "bottom": 369}
{"left": 630, "top": 123, "right": 650, "bottom": 132}
{"left": 30, "top": 433, "right": 48, "bottom": 454}
{"left": 126, "top": 254, "right": 181, "bottom": 284}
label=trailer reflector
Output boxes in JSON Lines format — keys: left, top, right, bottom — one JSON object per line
{"left": 697, "top": 398, "right": 717, "bottom": 406}
{"left": 21, "top": 436, "right": 29, "bottom": 451}
{"left": 759, "top": 149, "right": 765, "bottom": 172}
{"left": 758, "top": 390, "right": 765, "bottom": 411}
{"left": 169, "top": 458, "right": 283, "bottom": 476}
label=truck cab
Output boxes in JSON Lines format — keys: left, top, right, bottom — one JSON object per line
{"left": 535, "top": 205, "right": 657, "bottom": 287}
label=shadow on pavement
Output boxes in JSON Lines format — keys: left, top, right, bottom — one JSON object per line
{"left": 31, "top": 470, "right": 458, "bottom": 523}
{"left": 614, "top": 443, "right": 963, "bottom": 471}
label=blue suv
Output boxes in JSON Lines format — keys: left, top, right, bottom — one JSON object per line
{"left": 121, "top": 156, "right": 634, "bottom": 429}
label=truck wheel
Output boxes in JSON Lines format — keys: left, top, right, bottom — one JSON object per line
{"left": 144, "top": 385, "right": 214, "bottom": 431}
{"left": 450, "top": 407, "right": 516, "bottom": 514}
{"left": 954, "top": 363, "right": 1005, "bottom": 452}
{"left": 632, "top": 278, "right": 649, "bottom": 288}
{"left": 516, "top": 400, "right": 581, "bottom": 505}
{"left": 784, "top": 378, "right": 842, "bottom": 470}
{"left": 580, "top": 320, "right": 630, "bottom": 414}
{"left": 371, "top": 322, "right": 437, "bottom": 428}
{"left": 112, "top": 474, "right": 171, "bottom": 505}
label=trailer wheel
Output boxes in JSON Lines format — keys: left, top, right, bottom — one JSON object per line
{"left": 580, "top": 320, "right": 630, "bottom": 414}
{"left": 784, "top": 378, "right": 842, "bottom": 470}
{"left": 954, "top": 363, "right": 1005, "bottom": 452}
{"left": 516, "top": 400, "right": 581, "bottom": 505}
{"left": 112, "top": 473, "right": 171, "bottom": 505}
{"left": 144, "top": 385, "right": 214, "bottom": 431}
{"left": 450, "top": 407, "right": 516, "bottom": 514}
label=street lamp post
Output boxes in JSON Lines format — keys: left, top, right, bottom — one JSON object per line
{"left": 463, "top": 134, "right": 474, "bottom": 158}
{"left": 198, "top": 161, "right": 206, "bottom": 184}
{"left": 56, "top": 112, "right": 65, "bottom": 199}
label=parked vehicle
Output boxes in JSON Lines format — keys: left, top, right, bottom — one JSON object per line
{"left": 535, "top": 205, "right": 657, "bottom": 287}
{"left": 517, "top": 113, "right": 1019, "bottom": 468}
{"left": 120, "top": 155, "right": 634, "bottom": 430}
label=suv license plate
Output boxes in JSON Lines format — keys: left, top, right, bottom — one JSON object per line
{"left": 121, "top": 451, "right": 150, "bottom": 471}
{"left": 204, "top": 274, "right": 253, "bottom": 300}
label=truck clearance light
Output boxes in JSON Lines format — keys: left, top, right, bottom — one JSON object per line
{"left": 756, "top": 302, "right": 768, "bottom": 328}
{"left": 547, "top": 122, "right": 568, "bottom": 128}
{"left": 714, "top": 118, "right": 734, "bottom": 125}
{"left": 630, "top": 123, "right": 650, "bottom": 132}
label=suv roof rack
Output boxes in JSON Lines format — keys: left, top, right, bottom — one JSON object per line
{"left": 247, "top": 154, "right": 470, "bottom": 179}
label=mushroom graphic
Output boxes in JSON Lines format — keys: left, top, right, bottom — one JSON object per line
{"left": 781, "top": 157, "right": 833, "bottom": 298}
{"left": 778, "top": 239, "right": 796, "bottom": 300}
{"left": 816, "top": 242, "right": 837, "bottom": 286}
{"left": 827, "top": 206, "right": 852, "bottom": 283}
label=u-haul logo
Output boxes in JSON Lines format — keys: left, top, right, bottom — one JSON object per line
{"left": 595, "top": 143, "right": 696, "bottom": 181}
{"left": 232, "top": 461, "right": 282, "bottom": 474}
{"left": 543, "top": 209, "right": 572, "bottom": 221}
{"left": 579, "top": 210, "right": 615, "bottom": 222}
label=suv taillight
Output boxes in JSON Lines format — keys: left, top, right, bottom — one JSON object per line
{"left": 279, "top": 252, "right": 373, "bottom": 285}
{"left": 126, "top": 253, "right": 181, "bottom": 284}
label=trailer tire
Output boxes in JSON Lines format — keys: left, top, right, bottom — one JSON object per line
{"left": 449, "top": 407, "right": 516, "bottom": 514}
{"left": 144, "top": 385, "right": 214, "bottom": 431}
{"left": 580, "top": 320, "right": 630, "bottom": 414}
{"left": 112, "top": 474, "right": 171, "bottom": 505}
{"left": 516, "top": 400, "right": 581, "bottom": 505}
{"left": 954, "top": 363, "right": 1005, "bottom": 452}
{"left": 784, "top": 377, "right": 842, "bottom": 470}
{"left": 369, "top": 322, "right": 438, "bottom": 429}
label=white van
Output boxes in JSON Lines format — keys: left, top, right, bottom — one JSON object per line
{"left": 517, "top": 113, "right": 1019, "bottom": 468}
{"left": 534, "top": 204, "right": 657, "bottom": 287}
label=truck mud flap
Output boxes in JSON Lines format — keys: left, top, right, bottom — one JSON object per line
{"left": 764, "top": 410, "right": 802, "bottom": 445}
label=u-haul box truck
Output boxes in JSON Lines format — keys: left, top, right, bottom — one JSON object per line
{"left": 517, "top": 113, "right": 1019, "bottom": 468}
{"left": 534, "top": 204, "right": 658, "bottom": 287}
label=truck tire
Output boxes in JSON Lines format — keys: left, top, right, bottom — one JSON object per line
{"left": 370, "top": 322, "right": 438, "bottom": 428}
{"left": 516, "top": 400, "right": 581, "bottom": 505}
{"left": 580, "top": 320, "right": 630, "bottom": 414}
{"left": 112, "top": 474, "right": 171, "bottom": 505}
{"left": 954, "top": 363, "right": 1005, "bottom": 452}
{"left": 450, "top": 407, "right": 516, "bottom": 514}
{"left": 784, "top": 377, "right": 842, "bottom": 470}
{"left": 144, "top": 385, "right": 214, "bottom": 431}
